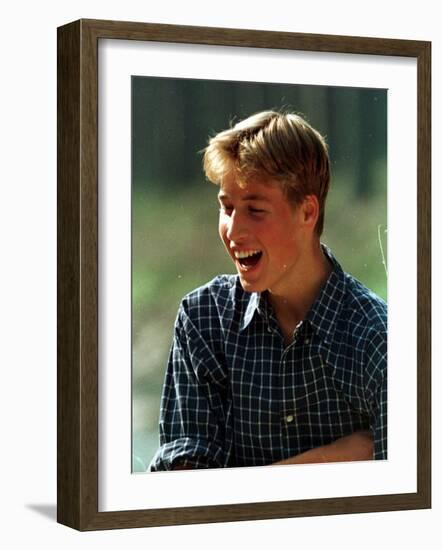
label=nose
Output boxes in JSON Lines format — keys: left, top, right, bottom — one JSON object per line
{"left": 225, "top": 210, "right": 249, "bottom": 242}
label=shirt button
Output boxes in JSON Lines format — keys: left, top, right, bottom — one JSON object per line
{"left": 305, "top": 338, "right": 310, "bottom": 344}
{"left": 285, "top": 414, "right": 294, "bottom": 423}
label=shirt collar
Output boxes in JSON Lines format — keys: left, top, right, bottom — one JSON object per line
{"left": 239, "top": 244, "right": 346, "bottom": 344}
{"left": 240, "top": 291, "right": 261, "bottom": 331}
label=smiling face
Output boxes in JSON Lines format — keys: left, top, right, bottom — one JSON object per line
{"left": 218, "top": 171, "right": 318, "bottom": 296}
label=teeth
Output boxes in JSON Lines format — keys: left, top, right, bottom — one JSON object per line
{"left": 234, "top": 249, "right": 261, "bottom": 259}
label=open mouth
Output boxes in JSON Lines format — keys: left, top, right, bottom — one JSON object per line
{"left": 234, "top": 249, "right": 263, "bottom": 270}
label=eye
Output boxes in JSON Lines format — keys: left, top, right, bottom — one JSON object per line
{"left": 248, "top": 206, "right": 266, "bottom": 215}
{"left": 219, "top": 205, "right": 233, "bottom": 215}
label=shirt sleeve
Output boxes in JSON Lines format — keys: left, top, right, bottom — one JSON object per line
{"left": 149, "top": 306, "right": 231, "bottom": 471}
{"left": 364, "top": 329, "right": 388, "bottom": 460}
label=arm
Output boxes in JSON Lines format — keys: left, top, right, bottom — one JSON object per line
{"left": 364, "top": 330, "right": 388, "bottom": 459}
{"left": 149, "top": 306, "right": 230, "bottom": 471}
{"left": 273, "top": 430, "right": 373, "bottom": 465}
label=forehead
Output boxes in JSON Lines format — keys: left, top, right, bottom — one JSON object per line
{"left": 218, "top": 171, "right": 286, "bottom": 202}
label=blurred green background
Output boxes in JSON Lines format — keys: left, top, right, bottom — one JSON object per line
{"left": 131, "top": 76, "right": 387, "bottom": 472}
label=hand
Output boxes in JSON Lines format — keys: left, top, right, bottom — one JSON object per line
{"left": 273, "top": 430, "right": 374, "bottom": 465}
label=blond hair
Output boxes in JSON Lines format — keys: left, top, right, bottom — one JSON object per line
{"left": 203, "top": 110, "right": 330, "bottom": 235}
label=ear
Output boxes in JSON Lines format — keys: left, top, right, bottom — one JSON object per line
{"left": 300, "top": 195, "right": 320, "bottom": 229}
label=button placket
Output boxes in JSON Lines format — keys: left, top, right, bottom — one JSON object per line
{"left": 280, "top": 338, "right": 298, "bottom": 430}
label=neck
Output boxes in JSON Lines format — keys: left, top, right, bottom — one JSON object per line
{"left": 268, "top": 243, "right": 332, "bottom": 335}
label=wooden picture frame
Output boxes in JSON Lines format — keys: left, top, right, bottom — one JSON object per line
{"left": 57, "top": 18, "right": 431, "bottom": 531}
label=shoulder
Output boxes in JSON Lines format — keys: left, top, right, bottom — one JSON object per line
{"left": 342, "top": 272, "right": 387, "bottom": 336}
{"left": 180, "top": 274, "right": 238, "bottom": 312}
{"left": 177, "top": 274, "right": 248, "bottom": 332}
{"left": 340, "top": 275, "right": 387, "bottom": 384}
{"left": 322, "top": 245, "right": 386, "bottom": 338}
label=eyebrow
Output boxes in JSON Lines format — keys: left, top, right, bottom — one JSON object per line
{"left": 217, "top": 192, "right": 270, "bottom": 202}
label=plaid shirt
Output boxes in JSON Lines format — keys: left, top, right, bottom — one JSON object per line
{"left": 149, "top": 247, "right": 387, "bottom": 470}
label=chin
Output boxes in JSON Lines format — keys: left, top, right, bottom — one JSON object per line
{"left": 238, "top": 275, "right": 266, "bottom": 294}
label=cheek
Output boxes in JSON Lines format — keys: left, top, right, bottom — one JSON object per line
{"left": 218, "top": 218, "right": 227, "bottom": 242}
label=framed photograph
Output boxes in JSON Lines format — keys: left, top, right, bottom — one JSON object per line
{"left": 57, "top": 18, "right": 431, "bottom": 530}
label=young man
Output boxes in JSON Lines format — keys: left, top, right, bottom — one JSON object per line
{"left": 149, "top": 110, "right": 387, "bottom": 471}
